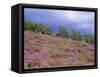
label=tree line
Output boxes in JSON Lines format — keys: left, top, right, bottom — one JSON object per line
{"left": 24, "top": 21, "right": 94, "bottom": 44}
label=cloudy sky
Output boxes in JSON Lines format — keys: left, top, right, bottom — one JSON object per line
{"left": 24, "top": 8, "right": 94, "bottom": 36}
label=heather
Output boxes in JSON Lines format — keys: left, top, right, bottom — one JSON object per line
{"left": 24, "top": 31, "right": 94, "bottom": 69}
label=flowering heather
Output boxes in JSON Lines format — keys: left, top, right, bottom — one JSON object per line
{"left": 24, "top": 31, "right": 95, "bottom": 69}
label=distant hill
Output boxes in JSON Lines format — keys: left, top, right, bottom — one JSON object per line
{"left": 24, "top": 31, "right": 94, "bottom": 69}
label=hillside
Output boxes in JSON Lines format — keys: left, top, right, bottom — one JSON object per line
{"left": 24, "top": 31, "right": 94, "bottom": 69}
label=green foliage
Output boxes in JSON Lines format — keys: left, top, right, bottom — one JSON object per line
{"left": 24, "top": 21, "right": 94, "bottom": 44}
{"left": 70, "top": 29, "right": 81, "bottom": 41}
{"left": 41, "top": 25, "right": 52, "bottom": 35}
{"left": 24, "top": 21, "right": 52, "bottom": 35}
{"left": 90, "top": 36, "right": 95, "bottom": 44}
{"left": 24, "top": 21, "right": 33, "bottom": 31}
{"left": 82, "top": 33, "right": 94, "bottom": 44}
{"left": 57, "top": 26, "right": 69, "bottom": 38}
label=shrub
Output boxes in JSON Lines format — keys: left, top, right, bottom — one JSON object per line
{"left": 24, "top": 21, "right": 53, "bottom": 35}
{"left": 70, "top": 29, "right": 81, "bottom": 41}
{"left": 57, "top": 25, "right": 69, "bottom": 38}
{"left": 82, "top": 33, "right": 94, "bottom": 44}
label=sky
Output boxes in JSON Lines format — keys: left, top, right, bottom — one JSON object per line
{"left": 24, "top": 8, "right": 95, "bottom": 36}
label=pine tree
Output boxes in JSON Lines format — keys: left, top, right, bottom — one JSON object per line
{"left": 82, "top": 33, "right": 92, "bottom": 44}
{"left": 57, "top": 25, "right": 69, "bottom": 38}
{"left": 70, "top": 29, "right": 81, "bottom": 41}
